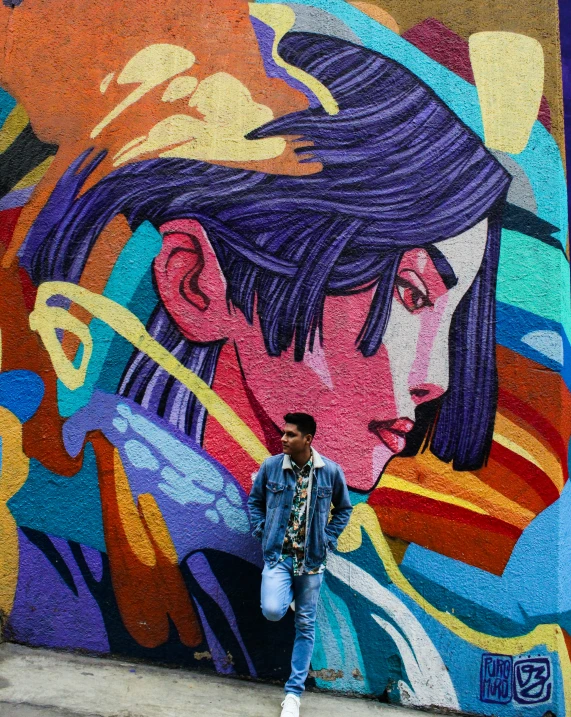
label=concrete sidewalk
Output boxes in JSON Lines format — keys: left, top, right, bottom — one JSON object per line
{"left": 0, "top": 643, "right": 422, "bottom": 717}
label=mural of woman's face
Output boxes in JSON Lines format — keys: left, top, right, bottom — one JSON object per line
{"left": 156, "top": 218, "right": 489, "bottom": 492}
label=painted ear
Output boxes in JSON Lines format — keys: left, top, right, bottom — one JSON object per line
{"left": 154, "top": 219, "right": 233, "bottom": 342}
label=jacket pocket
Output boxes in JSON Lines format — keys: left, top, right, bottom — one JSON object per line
{"left": 266, "top": 481, "right": 285, "bottom": 509}
{"left": 316, "top": 485, "right": 332, "bottom": 512}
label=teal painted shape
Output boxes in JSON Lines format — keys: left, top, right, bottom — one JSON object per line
{"left": 349, "top": 490, "right": 369, "bottom": 506}
{"left": 0, "top": 88, "right": 16, "bottom": 127}
{"left": 124, "top": 438, "right": 160, "bottom": 471}
{"left": 58, "top": 221, "right": 162, "bottom": 416}
{"left": 497, "top": 229, "right": 571, "bottom": 339}
{"left": 94, "top": 266, "right": 161, "bottom": 395}
{"left": 256, "top": 0, "right": 567, "bottom": 243}
{"left": 314, "top": 585, "right": 370, "bottom": 693}
{"left": 103, "top": 221, "right": 162, "bottom": 305}
{"left": 7, "top": 443, "right": 105, "bottom": 552}
{"left": 517, "top": 126, "right": 568, "bottom": 245}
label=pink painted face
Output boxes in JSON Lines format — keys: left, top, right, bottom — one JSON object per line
{"left": 156, "top": 218, "right": 488, "bottom": 492}
{"left": 231, "top": 220, "right": 489, "bottom": 491}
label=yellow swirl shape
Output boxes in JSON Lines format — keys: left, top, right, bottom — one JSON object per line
{"left": 29, "top": 281, "right": 271, "bottom": 465}
{"left": 338, "top": 503, "right": 571, "bottom": 713}
{"left": 0, "top": 105, "right": 28, "bottom": 154}
{"left": 248, "top": 3, "right": 339, "bottom": 115}
{"left": 0, "top": 407, "right": 30, "bottom": 617}
{"left": 469, "top": 32, "right": 544, "bottom": 154}
{"left": 91, "top": 44, "right": 197, "bottom": 139}
{"left": 113, "top": 71, "right": 286, "bottom": 166}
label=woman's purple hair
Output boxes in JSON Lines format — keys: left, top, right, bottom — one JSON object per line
{"left": 21, "top": 33, "right": 511, "bottom": 472}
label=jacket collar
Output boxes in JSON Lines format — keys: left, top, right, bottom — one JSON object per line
{"left": 282, "top": 447, "right": 325, "bottom": 471}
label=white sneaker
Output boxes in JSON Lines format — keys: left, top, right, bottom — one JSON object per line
{"left": 281, "top": 693, "right": 300, "bottom": 717}
{"left": 290, "top": 600, "right": 295, "bottom": 611}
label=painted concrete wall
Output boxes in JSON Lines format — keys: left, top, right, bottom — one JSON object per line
{"left": 0, "top": 1, "right": 568, "bottom": 713}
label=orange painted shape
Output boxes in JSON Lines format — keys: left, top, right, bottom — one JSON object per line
{"left": 348, "top": 2, "right": 400, "bottom": 33}
{"left": 94, "top": 436, "right": 201, "bottom": 649}
{"left": 386, "top": 449, "right": 535, "bottom": 531}
{"left": 0, "top": 505, "right": 19, "bottom": 616}
{"left": 94, "top": 437, "right": 168, "bottom": 648}
{"left": 477, "top": 455, "right": 549, "bottom": 515}
{"left": 138, "top": 493, "right": 178, "bottom": 565}
{"left": 371, "top": 497, "right": 520, "bottom": 575}
{"left": 0, "top": 0, "right": 315, "bottom": 266}
{"left": 498, "top": 388, "right": 568, "bottom": 480}
{"left": 112, "top": 451, "right": 156, "bottom": 567}
{"left": 494, "top": 413, "right": 564, "bottom": 491}
{"left": 138, "top": 494, "right": 202, "bottom": 648}
{"left": 497, "top": 345, "right": 571, "bottom": 442}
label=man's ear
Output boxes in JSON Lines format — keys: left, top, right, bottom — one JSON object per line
{"left": 154, "top": 219, "right": 235, "bottom": 342}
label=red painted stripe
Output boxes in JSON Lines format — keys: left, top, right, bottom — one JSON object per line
{"left": 498, "top": 388, "right": 568, "bottom": 481}
{"left": 18, "top": 267, "right": 37, "bottom": 312}
{"left": 369, "top": 487, "right": 522, "bottom": 540}
{"left": 490, "top": 442, "right": 560, "bottom": 506}
{"left": 0, "top": 207, "right": 21, "bottom": 248}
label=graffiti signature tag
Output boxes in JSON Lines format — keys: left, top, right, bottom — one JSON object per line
{"left": 514, "top": 657, "right": 553, "bottom": 704}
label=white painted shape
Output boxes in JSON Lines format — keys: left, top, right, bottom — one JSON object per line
{"left": 100, "top": 72, "right": 115, "bottom": 94}
{"left": 372, "top": 443, "right": 394, "bottom": 484}
{"left": 327, "top": 553, "right": 459, "bottom": 711}
{"left": 304, "top": 340, "right": 334, "bottom": 389}
{"left": 521, "top": 330, "right": 563, "bottom": 364}
{"left": 382, "top": 219, "right": 488, "bottom": 420}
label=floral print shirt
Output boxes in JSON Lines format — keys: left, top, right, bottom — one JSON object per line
{"left": 280, "top": 456, "right": 326, "bottom": 576}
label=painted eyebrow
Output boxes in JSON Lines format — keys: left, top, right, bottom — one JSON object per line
{"left": 426, "top": 245, "right": 458, "bottom": 290}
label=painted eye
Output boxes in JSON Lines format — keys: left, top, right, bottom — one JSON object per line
{"left": 394, "top": 270, "right": 433, "bottom": 312}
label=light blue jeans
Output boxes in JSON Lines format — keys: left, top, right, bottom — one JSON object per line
{"left": 261, "top": 557, "right": 324, "bottom": 697}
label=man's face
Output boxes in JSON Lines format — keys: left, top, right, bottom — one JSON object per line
{"left": 281, "top": 423, "right": 312, "bottom": 458}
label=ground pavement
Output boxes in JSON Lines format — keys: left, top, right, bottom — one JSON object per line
{"left": 0, "top": 643, "right": 428, "bottom": 717}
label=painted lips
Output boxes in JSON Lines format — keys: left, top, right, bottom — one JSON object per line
{"left": 368, "top": 418, "right": 414, "bottom": 454}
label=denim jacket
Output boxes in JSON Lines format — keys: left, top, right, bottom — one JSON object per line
{"left": 247, "top": 449, "right": 353, "bottom": 571}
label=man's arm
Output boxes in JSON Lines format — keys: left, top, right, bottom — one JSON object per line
{"left": 247, "top": 460, "right": 268, "bottom": 541}
{"left": 324, "top": 465, "right": 352, "bottom": 551}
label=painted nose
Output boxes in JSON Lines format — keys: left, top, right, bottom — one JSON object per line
{"left": 395, "top": 334, "right": 450, "bottom": 416}
{"left": 407, "top": 312, "right": 451, "bottom": 407}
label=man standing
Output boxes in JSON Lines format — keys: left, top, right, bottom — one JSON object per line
{"left": 248, "top": 413, "right": 352, "bottom": 717}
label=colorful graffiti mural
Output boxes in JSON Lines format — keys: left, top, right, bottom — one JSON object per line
{"left": 0, "top": 0, "right": 569, "bottom": 713}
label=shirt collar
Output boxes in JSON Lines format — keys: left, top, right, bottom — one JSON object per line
{"left": 282, "top": 447, "right": 325, "bottom": 471}
{"left": 291, "top": 455, "right": 313, "bottom": 472}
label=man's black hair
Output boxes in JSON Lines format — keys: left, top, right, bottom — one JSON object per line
{"left": 284, "top": 412, "right": 317, "bottom": 437}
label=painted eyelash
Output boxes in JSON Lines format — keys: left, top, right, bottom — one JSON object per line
{"left": 394, "top": 275, "right": 434, "bottom": 311}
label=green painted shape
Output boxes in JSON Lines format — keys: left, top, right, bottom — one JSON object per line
{"left": 58, "top": 221, "right": 162, "bottom": 416}
{"left": 8, "top": 443, "right": 106, "bottom": 552}
{"left": 496, "top": 229, "right": 571, "bottom": 338}
{"left": 95, "top": 267, "right": 161, "bottom": 394}
{"left": 0, "top": 88, "right": 16, "bottom": 127}
{"left": 103, "top": 221, "right": 162, "bottom": 305}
